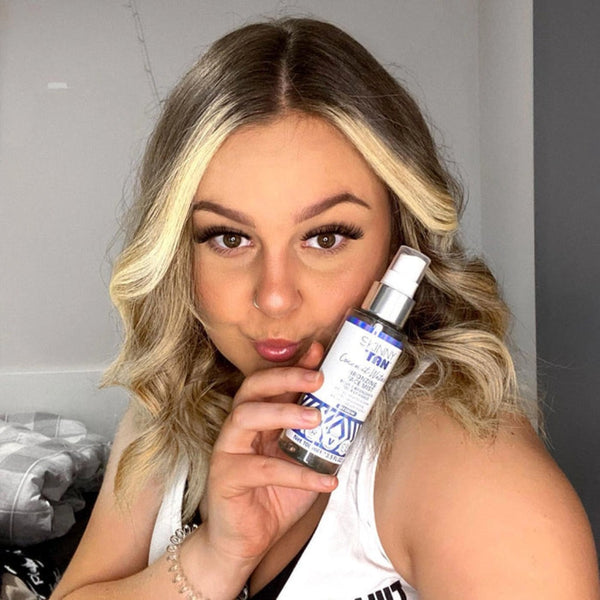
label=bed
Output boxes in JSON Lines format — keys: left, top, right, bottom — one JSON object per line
{"left": 0, "top": 413, "right": 109, "bottom": 599}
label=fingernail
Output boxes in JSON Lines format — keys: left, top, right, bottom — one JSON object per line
{"left": 302, "top": 408, "right": 321, "bottom": 424}
{"left": 320, "top": 475, "right": 336, "bottom": 488}
{"left": 303, "top": 370, "right": 320, "bottom": 382}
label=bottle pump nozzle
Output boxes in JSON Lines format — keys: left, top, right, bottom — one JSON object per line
{"left": 362, "top": 246, "right": 430, "bottom": 328}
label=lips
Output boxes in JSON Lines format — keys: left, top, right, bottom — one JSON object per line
{"left": 253, "top": 339, "right": 302, "bottom": 363}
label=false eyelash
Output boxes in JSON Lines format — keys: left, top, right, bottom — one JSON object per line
{"left": 300, "top": 222, "right": 364, "bottom": 241}
{"left": 192, "top": 225, "right": 249, "bottom": 244}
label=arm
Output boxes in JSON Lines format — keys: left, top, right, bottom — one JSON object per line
{"left": 50, "top": 405, "right": 218, "bottom": 600}
{"left": 376, "top": 406, "right": 600, "bottom": 599}
{"left": 51, "top": 345, "right": 336, "bottom": 600}
{"left": 50, "top": 405, "right": 163, "bottom": 599}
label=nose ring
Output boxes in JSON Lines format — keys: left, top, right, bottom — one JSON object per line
{"left": 252, "top": 294, "right": 260, "bottom": 310}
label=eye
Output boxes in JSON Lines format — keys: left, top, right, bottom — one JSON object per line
{"left": 193, "top": 226, "right": 252, "bottom": 254}
{"left": 219, "top": 232, "right": 246, "bottom": 249}
{"left": 305, "top": 232, "right": 343, "bottom": 250}
{"left": 302, "top": 223, "right": 364, "bottom": 252}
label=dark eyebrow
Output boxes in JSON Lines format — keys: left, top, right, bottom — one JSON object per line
{"left": 296, "top": 193, "right": 371, "bottom": 222}
{"left": 192, "top": 200, "right": 256, "bottom": 227}
{"left": 192, "top": 192, "right": 370, "bottom": 226}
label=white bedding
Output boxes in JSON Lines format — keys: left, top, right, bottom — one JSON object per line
{"left": 0, "top": 412, "right": 109, "bottom": 547}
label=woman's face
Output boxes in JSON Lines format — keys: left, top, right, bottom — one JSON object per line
{"left": 192, "top": 114, "right": 392, "bottom": 376}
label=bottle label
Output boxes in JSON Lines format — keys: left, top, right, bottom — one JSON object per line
{"left": 284, "top": 315, "right": 403, "bottom": 464}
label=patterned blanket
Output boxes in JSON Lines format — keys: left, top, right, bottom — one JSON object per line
{"left": 0, "top": 412, "right": 110, "bottom": 598}
{"left": 0, "top": 412, "right": 109, "bottom": 546}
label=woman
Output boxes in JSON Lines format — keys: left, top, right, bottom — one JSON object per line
{"left": 51, "top": 17, "right": 599, "bottom": 600}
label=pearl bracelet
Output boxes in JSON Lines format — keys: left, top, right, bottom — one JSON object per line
{"left": 166, "top": 524, "right": 249, "bottom": 600}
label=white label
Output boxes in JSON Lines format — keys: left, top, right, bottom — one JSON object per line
{"left": 284, "top": 315, "right": 402, "bottom": 464}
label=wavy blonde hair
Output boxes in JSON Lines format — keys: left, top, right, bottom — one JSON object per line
{"left": 104, "top": 18, "right": 522, "bottom": 520}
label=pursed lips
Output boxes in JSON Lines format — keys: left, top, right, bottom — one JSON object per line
{"left": 252, "top": 338, "right": 303, "bottom": 362}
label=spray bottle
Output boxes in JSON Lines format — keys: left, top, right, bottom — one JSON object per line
{"left": 279, "top": 245, "right": 430, "bottom": 474}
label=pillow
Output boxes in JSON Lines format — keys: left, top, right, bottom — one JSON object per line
{"left": 0, "top": 412, "right": 110, "bottom": 547}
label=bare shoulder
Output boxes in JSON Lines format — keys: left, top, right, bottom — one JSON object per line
{"left": 51, "top": 404, "right": 164, "bottom": 598}
{"left": 375, "top": 404, "right": 600, "bottom": 599}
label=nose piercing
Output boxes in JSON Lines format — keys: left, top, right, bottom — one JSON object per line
{"left": 252, "top": 294, "right": 260, "bottom": 310}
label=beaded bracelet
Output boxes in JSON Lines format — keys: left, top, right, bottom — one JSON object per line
{"left": 166, "top": 524, "right": 249, "bottom": 600}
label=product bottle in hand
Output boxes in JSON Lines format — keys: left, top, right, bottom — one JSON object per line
{"left": 279, "top": 245, "right": 430, "bottom": 474}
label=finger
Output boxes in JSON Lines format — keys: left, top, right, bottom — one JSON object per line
{"left": 211, "top": 453, "right": 338, "bottom": 497}
{"left": 295, "top": 341, "right": 325, "bottom": 371}
{"left": 216, "top": 401, "right": 321, "bottom": 454}
{"left": 232, "top": 365, "right": 324, "bottom": 408}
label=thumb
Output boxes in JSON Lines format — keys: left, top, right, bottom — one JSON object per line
{"left": 295, "top": 341, "right": 325, "bottom": 372}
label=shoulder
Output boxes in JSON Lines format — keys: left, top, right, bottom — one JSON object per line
{"left": 86, "top": 403, "right": 165, "bottom": 543}
{"left": 51, "top": 404, "right": 165, "bottom": 597}
{"left": 375, "top": 404, "right": 600, "bottom": 598}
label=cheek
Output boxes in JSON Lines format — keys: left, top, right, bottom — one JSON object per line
{"left": 307, "top": 261, "right": 381, "bottom": 323}
{"left": 306, "top": 236, "right": 391, "bottom": 320}
{"left": 338, "top": 266, "right": 379, "bottom": 308}
{"left": 348, "top": 236, "right": 392, "bottom": 293}
{"left": 193, "top": 260, "right": 244, "bottom": 324}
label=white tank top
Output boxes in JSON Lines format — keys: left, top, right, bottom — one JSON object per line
{"left": 148, "top": 364, "right": 433, "bottom": 597}
{"left": 148, "top": 431, "right": 418, "bottom": 599}
{"left": 275, "top": 432, "right": 418, "bottom": 599}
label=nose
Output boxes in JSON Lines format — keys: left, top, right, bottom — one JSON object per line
{"left": 252, "top": 251, "right": 301, "bottom": 318}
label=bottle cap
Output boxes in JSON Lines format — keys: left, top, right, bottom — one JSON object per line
{"left": 362, "top": 246, "right": 430, "bottom": 328}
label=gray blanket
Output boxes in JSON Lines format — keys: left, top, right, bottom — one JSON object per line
{"left": 0, "top": 412, "right": 110, "bottom": 547}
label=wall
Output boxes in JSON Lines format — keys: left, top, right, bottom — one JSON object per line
{"left": 479, "top": 2, "right": 537, "bottom": 406}
{"left": 0, "top": 1, "right": 535, "bottom": 438}
{"left": 534, "top": 0, "right": 600, "bottom": 553}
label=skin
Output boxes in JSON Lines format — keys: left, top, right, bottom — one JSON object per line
{"left": 50, "top": 114, "right": 600, "bottom": 599}
{"left": 191, "top": 113, "right": 392, "bottom": 376}
{"left": 376, "top": 407, "right": 600, "bottom": 598}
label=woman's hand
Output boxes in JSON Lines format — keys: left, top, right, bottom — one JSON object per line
{"left": 203, "top": 342, "right": 337, "bottom": 569}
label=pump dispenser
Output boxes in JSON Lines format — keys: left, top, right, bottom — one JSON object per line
{"left": 279, "top": 246, "right": 430, "bottom": 475}
{"left": 362, "top": 246, "right": 428, "bottom": 327}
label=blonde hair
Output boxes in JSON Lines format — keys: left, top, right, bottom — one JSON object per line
{"left": 104, "top": 18, "right": 522, "bottom": 520}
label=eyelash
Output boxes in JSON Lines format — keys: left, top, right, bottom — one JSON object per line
{"left": 192, "top": 226, "right": 248, "bottom": 245}
{"left": 192, "top": 223, "right": 364, "bottom": 255}
{"left": 192, "top": 225, "right": 251, "bottom": 256}
{"left": 300, "top": 223, "right": 364, "bottom": 253}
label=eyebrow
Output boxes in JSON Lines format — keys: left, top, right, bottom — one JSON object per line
{"left": 192, "top": 192, "right": 371, "bottom": 225}
{"left": 192, "top": 200, "right": 256, "bottom": 227}
{"left": 296, "top": 192, "right": 370, "bottom": 222}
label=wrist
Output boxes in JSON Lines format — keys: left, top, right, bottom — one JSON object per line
{"left": 175, "top": 525, "right": 255, "bottom": 600}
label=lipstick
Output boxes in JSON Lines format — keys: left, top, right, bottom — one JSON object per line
{"left": 253, "top": 339, "right": 301, "bottom": 363}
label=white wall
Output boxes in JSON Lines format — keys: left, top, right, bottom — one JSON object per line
{"left": 479, "top": 2, "right": 537, "bottom": 402}
{"left": 0, "top": 0, "right": 534, "bottom": 437}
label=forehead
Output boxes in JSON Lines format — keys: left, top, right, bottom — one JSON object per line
{"left": 194, "top": 114, "right": 387, "bottom": 209}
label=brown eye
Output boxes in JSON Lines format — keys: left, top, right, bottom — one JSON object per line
{"left": 223, "top": 233, "right": 242, "bottom": 248}
{"left": 302, "top": 224, "right": 363, "bottom": 252}
{"left": 193, "top": 227, "right": 251, "bottom": 253}
{"left": 316, "top": 233, "right": 337, "bottom": 249}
